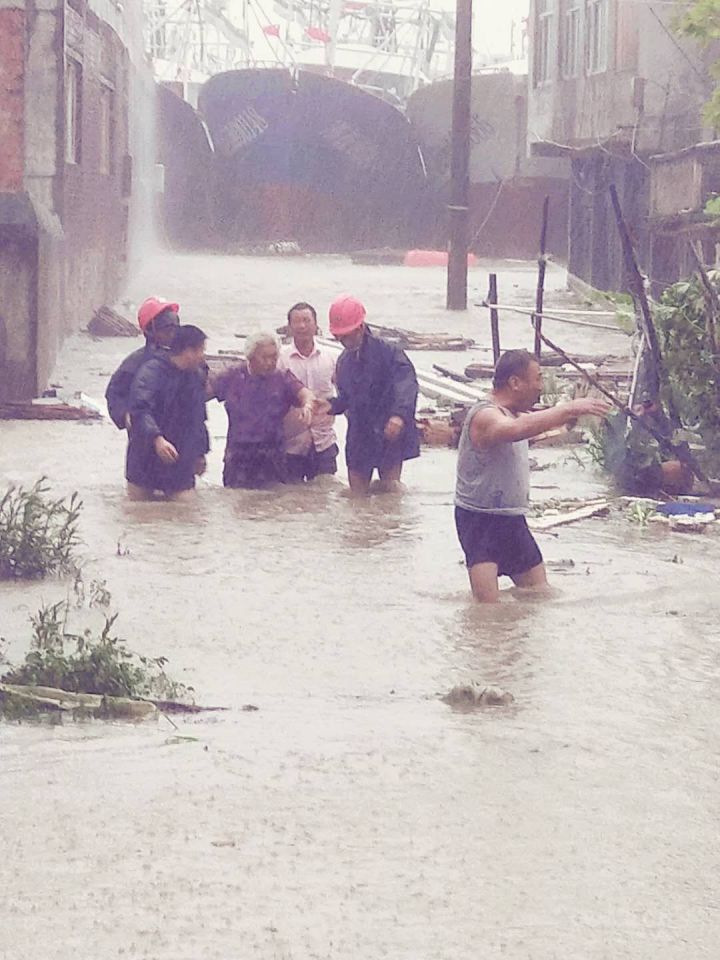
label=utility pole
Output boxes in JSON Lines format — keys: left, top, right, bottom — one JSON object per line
{"left": 446, "top": 0, "right": 473, "bottom": 310}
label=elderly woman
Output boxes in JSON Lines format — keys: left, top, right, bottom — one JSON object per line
{"left": 211, "top": 332, "right": 314, "bottom": 488}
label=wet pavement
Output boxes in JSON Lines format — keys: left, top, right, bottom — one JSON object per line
{"left": 1, "top": 253, "right": 719, "bottom": 959}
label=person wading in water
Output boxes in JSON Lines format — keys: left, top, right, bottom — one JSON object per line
{"left": 211, "top": 332, "right": 314, "bottom": 489}
{"left": 126, "top": 325, "right": 210, "bottom": 501}
{"left": 106, "top": 297, "right": 180, "bottom": 430}
{"left": 321, "top": 296, "right": 420, "bottom": 497}
{"left": 454, "top": 349, "right": 610, "bottom": 603}
{"left": 278, "top": 301, "right": 338, "bottom": 482}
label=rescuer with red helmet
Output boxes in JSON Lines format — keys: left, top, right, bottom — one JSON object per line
{"left": 320, "top": 295, "right": 420, "bottom": 496}
{"left": 105, "top": 297, "right": 180, "bottom": 430}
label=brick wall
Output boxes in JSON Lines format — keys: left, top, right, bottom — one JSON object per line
{"left": 61, "top": 2, "right": 131, "bottom": 329}
{"left": 0, "top": 8, "right": 25, "bottom": 191}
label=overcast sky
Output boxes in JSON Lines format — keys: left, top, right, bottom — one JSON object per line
{"left": 227, "top": 0, "right": 529, "bottom": 60}
{"left": 471, "top": 0, "right": 528, "bottom": 58}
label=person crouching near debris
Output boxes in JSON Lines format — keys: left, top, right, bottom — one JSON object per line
{"left": 126, "top": 325, "right": 210, "bottom": 501}
{"left": 320, "top": 296, "right": 420, "bottom": 496}
{"left": 455, "top": 349, "right": 610, "bottom": 603}
{"left": 106, "top": 297, "right": 180, "bottom": 430}
{"left": 211, "top": 332, "right": 314, "bottom": 488}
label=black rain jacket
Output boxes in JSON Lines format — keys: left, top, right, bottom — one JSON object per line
{"left": 126, "top": 353, "right": 209, "bottom": 492}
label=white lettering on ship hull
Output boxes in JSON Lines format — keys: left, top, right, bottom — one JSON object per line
{"left": 217, "top": 106, "right": 269, "bottom": 156}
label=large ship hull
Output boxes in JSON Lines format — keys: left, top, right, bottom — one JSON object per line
{"left": 198, "top": 68, "right": 428, "bottom": 251}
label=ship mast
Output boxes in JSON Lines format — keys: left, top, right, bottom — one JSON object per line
{"left": 325, "top": 0, "right": 343, "bottom": 72}
{"left": 143, "top": 0, "right": 455, "bottom": 105}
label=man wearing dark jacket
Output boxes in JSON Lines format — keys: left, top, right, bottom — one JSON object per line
{"left": 126, "top": 325, "right": 209, "bottom": 501}
{"left": 105, "top": 297, "right": 180, "bottom": 430}
{"left": 324, "top": 296, "right": 420, "bottom": 496}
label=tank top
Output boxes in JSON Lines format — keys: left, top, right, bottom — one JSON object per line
{"left": 454, "top": 399, "right": 529, "bottom": 515}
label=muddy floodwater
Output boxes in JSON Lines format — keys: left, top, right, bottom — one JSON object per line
{"left": 2, "top": 253, "right": 719, "bottom": 959}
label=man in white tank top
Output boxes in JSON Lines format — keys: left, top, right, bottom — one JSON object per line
{"left": 455, "top": 350, "right": 610, "bottom": 602}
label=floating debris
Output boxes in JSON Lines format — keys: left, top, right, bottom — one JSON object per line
{"left": 232, "top": 240, "right": 302, "bottom": 257}
{"left": 0, "top": 682, "right": 226, "bottom": 720}
{"left": 417, "top": 416, "right": 460, "bottom": 448}
{"left": 0, "top": 682, "right": 157, "bottom": 720}
{"left": 0, "top": 397, "right": 102, "bottom": 421}
{"left": 441, "top": 684, "right": 515, "bottom": 709}
{"left": 350, "top": 247, "right": 406, "bottom": 266}
{"left": 366, "top": 322, "right": 474, "bottom": 352}
{"left": 87, "top": 305, "right": 138, "bottom": 338}
{"left": 529, "top": 499, "right": 611, "bottom": 531}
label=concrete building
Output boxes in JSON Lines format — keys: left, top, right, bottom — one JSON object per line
{"left": 527, "top": 0, "right": 715, "bottom": 293}
{"left": 407, "top": 71, "right": 570, "bottom": 260}
{"left": 0, "top": 0, "right": 148, "bottom": 401}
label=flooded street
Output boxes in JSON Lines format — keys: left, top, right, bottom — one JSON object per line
{"left": 2, "top": 252, "right": 719, "bottom": 958}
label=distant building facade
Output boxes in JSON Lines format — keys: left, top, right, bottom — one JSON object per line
{"left": 527, "top": 0, "right": 715, "bottom": 293}
{"left": 0, "top": 0, "right": 148, "bottom": 401}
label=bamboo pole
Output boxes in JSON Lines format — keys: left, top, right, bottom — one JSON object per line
{"left": 479, "top": 300, "right": 623, "bottom": 333}
{"left": 532, "top": 196, "right": 550, "bottom": 359}
{"left": 688, "top": 241, "right": 719, "bottom": 358}
{"left": 687, "top": 240, "right": 720, "bottom": 416}
{"left": 608, "top": 184, "right": 664, "bottom": 400}
{"left": 488, "top": 272, "right": 500, "bottom": 364}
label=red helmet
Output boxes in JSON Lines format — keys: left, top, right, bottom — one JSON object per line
{"left": 137, "top": 296, "right": 180, "bottom": 333}
{"left": 328, "top": 296, "right": 366, "bottom": 336}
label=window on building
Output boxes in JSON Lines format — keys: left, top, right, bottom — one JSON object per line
{"left": 534, "top": 0, "right": 554, "bottom": 86}
{"left": 586, "top": 0, "right": 608, "bottom": 74}
{"left": 561, "top": 1, "right": 581, "bottom": 78}
{"left": 64, "top": 58, "right": 83, "bottom": 164}
{"left": 99, "top": 84, "right": 115, "bottom": 175}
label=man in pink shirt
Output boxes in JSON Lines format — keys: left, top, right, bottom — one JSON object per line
{"left": 278, "top": 302, "right": 338, "bottom": 482}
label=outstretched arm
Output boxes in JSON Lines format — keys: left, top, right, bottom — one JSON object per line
{"left": 470, "top": 397, "right": 611, "bottom": 449}
{"left": 326, "top": 355, "right": 350, "bottom": 416}
{"left": 294, "top": 386, "right": 315, "bottom": 426}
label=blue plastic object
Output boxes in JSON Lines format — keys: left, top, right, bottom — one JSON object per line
{"left": 656, "top": 502, "right": 716, "bottom": 517}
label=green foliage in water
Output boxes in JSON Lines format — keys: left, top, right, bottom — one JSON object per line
{"left": 704, "top": 194, "right": 720, "bottom": 218}
{"left": 1, "top": 586, "right": 193, "bottom": 703}
{"left": 0, "top": 479, "right": 82, "bottom": 580}
{"left": 675, "top": 0, "right": 720, "bottom": 127}
{"left": 586, "top": 410, "right": 663, "bottom": 494}
{"left": 654, "top": 274, "right": 720, "bottom": 473}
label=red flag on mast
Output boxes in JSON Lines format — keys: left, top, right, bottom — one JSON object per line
{"left": 305, "top": 25, "right": 331, "bottom": 42}
{"left": 262, "top": 24, "right": 281, "bottom": 36}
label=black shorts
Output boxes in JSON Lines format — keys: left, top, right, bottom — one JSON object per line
{"left": 454, "top": 506, "right": 543, "bottom": 578}
{"left": 286, "top": 444, "right": 339, "bottom": 483}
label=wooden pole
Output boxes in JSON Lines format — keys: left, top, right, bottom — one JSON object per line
{"left": 488, "top": 272, "right": 500, "bottom": 364}
{"left": 608, "top": 184, "right": 664, "bottom": 400}
{"left": 532, "top": 196, "right": 550, "bottom": 359}
{"left": 445, "top": 0, "right": 472, "bottom": 311}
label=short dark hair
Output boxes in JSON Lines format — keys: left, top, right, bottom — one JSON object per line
{"left": 493, "top": 349, "right": 536, "bottom": 389}
{"left": 287, "top": 302, "right": 317, "bottom": 324}
{"left": 169, "top": 324, "right": 207, "bottom": 354}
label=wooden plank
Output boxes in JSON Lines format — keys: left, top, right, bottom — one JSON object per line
{"left": 528, "top": 501, "right": 611, "bottom": 531}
